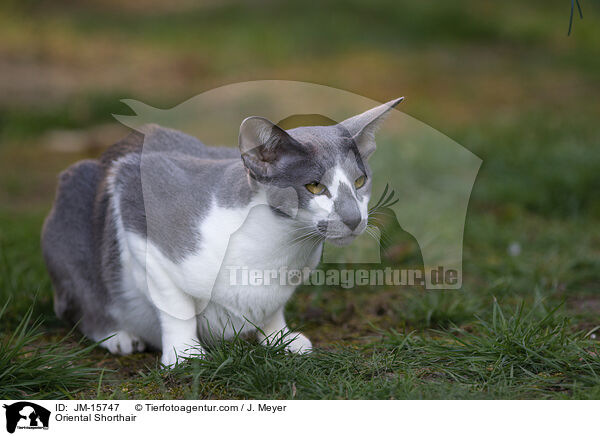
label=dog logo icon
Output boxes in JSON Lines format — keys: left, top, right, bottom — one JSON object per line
{"left": 3, "top": 402, "right": 50, "bottom": 433}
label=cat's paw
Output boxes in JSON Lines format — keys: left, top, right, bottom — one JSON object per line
{"left": 101, "top": 331, "right": 146, "bottom": 355}
{"left": 160, "top": 344, "right": 207, "bottom": 368}
{"left": 285, "top": 332, "right": 313, "bottom": 354}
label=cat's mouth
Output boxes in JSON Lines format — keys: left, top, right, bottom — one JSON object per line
{"left": 315, "top": 220, "right": 367, "bottom": 246}
{"left": 326, "top": 235, "right": 358, "bottom": 246}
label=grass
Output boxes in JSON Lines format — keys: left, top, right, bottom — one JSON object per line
{"left": 0, "top": 302, "right": 100, "bottom": 399}
{"left": 1, "top": 189, "right": 598, "bottom": 399}
{"left": 82, "top": 301, "right": 600, "bottom": 400}
{"left": 0, "top": 0, "right": 599, "bottom": 399}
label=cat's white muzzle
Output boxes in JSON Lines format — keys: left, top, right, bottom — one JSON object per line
{"left": 318, "top": 218, "right": 368, "bottom": 246}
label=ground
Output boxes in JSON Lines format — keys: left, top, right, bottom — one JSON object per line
{"left": 0, "top": 0, "right": 599, "bottom": 399}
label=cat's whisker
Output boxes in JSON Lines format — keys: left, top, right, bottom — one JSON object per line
{"left": 288, "top": 230, "right": 322, "bottom": 248}
{"left": 301, "top": 234, "right": 325, "bottom": 265}
{"left": 364, "top": 227, "right": 382, "bottom": 246}
{"left": 366, "top": 224, "right": 393, "bottom": 246}
{"left": 269, "top": 229, "right": 322, "bottom": 259}
{"left": 368, "top": 210, "right": 395, "bottom": 219}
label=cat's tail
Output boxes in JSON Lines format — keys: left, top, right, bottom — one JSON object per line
{"left": 41, "top": 159, "right": 103, "bottom": 326}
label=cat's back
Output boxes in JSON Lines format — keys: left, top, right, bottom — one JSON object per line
{"left": 99, "top": 123, "right": 239, "bottom": 173}
{"left": 109, "top": 124, "right": 240, "bottom": 161}
{"left": 44, "top": 124, "right": 245, "bottom": 281}
{"left": 105, "top": 124, "right": 249, "bottom": 263}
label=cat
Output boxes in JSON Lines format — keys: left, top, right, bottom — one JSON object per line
{"left": 41, "top": 97, "right": 403, "bottom": 366}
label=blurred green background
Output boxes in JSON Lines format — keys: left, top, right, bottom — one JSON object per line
{"left": 0, "top": 0, "right": 599, "bottom": 399}
{"left": 1, "top": 0, "right": 598, "bottom": 213}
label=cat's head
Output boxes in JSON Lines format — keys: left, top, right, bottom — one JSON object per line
{"left": 239, "top": 98, "right": 403, "bottom": 245}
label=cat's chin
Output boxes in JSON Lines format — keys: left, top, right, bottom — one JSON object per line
{"left": 326, "top": 235, "right": 357, "bottom": 246}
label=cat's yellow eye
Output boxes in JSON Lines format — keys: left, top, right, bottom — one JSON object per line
{"left": 354, "top": 175, "right": 366, "bottom": 189}
{"left": 306, "top": 182, "right": 326, "bottom": 195}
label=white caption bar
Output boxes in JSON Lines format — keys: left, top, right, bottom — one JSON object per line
{"left": 0, "top": 400, "right": 596, "bottom": 436}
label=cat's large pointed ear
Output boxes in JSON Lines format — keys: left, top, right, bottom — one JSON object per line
{"left": 341, "top": 97, "right": 404, "bottom": 160}
{"left": 239, "top": 116, "right": 302, "bottom": 180}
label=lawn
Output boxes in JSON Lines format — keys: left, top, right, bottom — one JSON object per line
{"left": 0, "top": 0, "right": 599, "bottom": 399}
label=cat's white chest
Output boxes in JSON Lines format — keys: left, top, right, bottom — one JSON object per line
{"left": 191, "top": 200, "right": 322, "bottom": 328}
{"left": 121, "top": 196, "right": 321, "bottom": 338}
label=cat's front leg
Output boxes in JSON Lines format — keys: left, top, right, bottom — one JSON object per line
{"left": 144, "top": 267, "right": 207, "bottom": 367}
{"left": 257, "top": 308, "right": 312, "bottom": 354}
{"left": 158, "top": 310, "right": 206, "bottom": 367}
